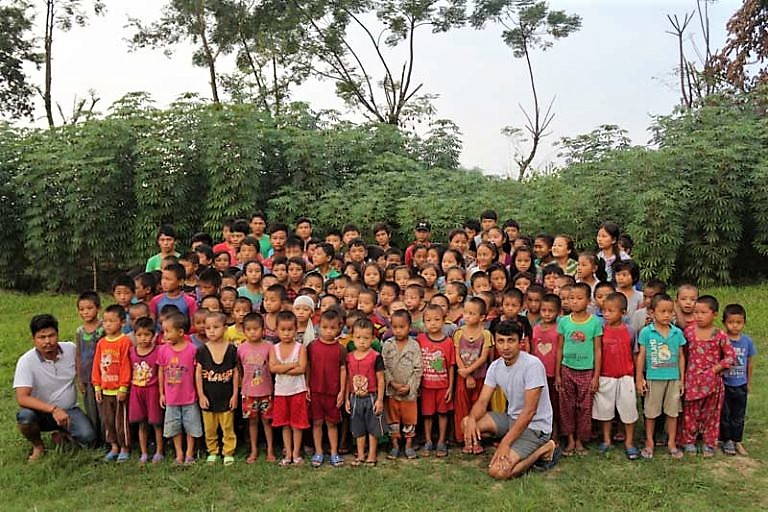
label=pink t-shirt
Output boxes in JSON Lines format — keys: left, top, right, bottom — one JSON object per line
{"left": 157, "top": 341, "right": 197, "bottom": 406}
{"left": 237, "top": 341, "right": 273, "bottom": 398}
{"left": 531, "top": 324, "right": 558, "bottom": 378}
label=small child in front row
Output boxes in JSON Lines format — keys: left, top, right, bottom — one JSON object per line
{"left": 75, "top": 291, "right": 104, "bottom": 445}
{"left": 345, "top": 318, "right": 385, "bottom": 466}
{"left": 128, "top": 317, "right": 164, "bottom": 464}
{"left": 158, "top": 313, "right": 203, "bottom": 465}
{"left": 417, "top": 305, "right": 455, "bottom": 457}
{"left": 636, "top": 293, "right": 685, "bottom": 459}
{"left": 383, "top": 310, "right": 423, "bottom": 459}
{"left": 196, "top": 312, "right": 239, "bottom": 465}
{"left": 238, "top": 312, "right": 276, "bottom": 463}
{"left": 269, "top": 311, "right": 309, "bottom": 466}
{"left": 556, "top": 283, "right": 602, "bottom": 456}
{"left": 592, "top": 293, "right": 639, "bottom": 459}
{"left": 531, "top": 294, "right": 560, "bottom": 440}
{"left": 92, "top": 305, "right": 133, "bottom": 461}
{"left": 720, "top": 303, "right": 756, "bottom": 456}
{"left": 679, "top": 296, "right": 735, "bottom": 457}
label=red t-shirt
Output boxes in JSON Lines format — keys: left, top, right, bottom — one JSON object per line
{"left": 308, "top": 339, "right": 346, "bottom": 395}
{"left": 346, "top": 350, "right": 384, "bottom": 396}
{"left": 417, "top": 333, "right": 455, "bottom": 389}
{"left": 601, "top": 324, "right": 634, "bottom": 378}
{"left": 531, "top": 324, "right": 558, "bottom": 378}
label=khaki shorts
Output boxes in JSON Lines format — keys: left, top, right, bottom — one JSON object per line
{"left": 592, "top": 376, "right": 639, "bottom": 423}
{"left": 644, "top": 380, "right": 682, "bottom": 419}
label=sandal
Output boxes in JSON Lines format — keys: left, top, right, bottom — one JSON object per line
{"left": 223, "top": 456, "right": 235, "bottom": 466}
{"left": 436, "top": 443, "right": 448, "bottom": 458}
{"left": 404, "top": 447, "right": 418, "bottom": 459}
{"left": 364, "top": 460, "right": 377, "bottom": 467}
{"left": 472, "top": 444, "right": 485, "bottom": 455}
{"left": 640, "top": 447, "right": 653, "bottom": 459}
{"left": 278, "top": 457, "right": 292, "bottom": 467}
{"left": 562, "top": 448, "right": 575, "bottom": 457}
{"left": 702, "top": 445, "right": 715, "bottom": 458}
{"left": 387, "top": 448, "right": 400, "bottom": 460}
{"left": 575, "top": 447, "right": 588, "bottom": 456}
{"left": 350, "top": 458, "right": 364, "bottom": 467}
{"left": 292, "top": 457, "right": 305, "bottom": 466}
{"left": 422, "top": 441, "right": 434, "bottom": 456}
{"left": 462, "top": 445, "right": 474, "bottom": 454}
{"left": 246, "top": 454, "right": 258, "bottom": 464}
{"left": 206, "top": 455, "right": 219, "bottom": 464}
{"left": 625, "top": 446, "right": 640, "bottom": 460}
{"left": 533, "top": 444, "right": 562, "bottom": 471}
{"left": 597, "top": 443, "right": 611, "bottom": 455}
{"left": 668, "top": 448, "right": 684, "bottom": 459}
{"left": 329, "top": 454, "right": 344, "bottom": 467}
{"left": 311, "top": 453, "right": 324, "bottom": 468}
{"left": 151, "top": 453, "right": 164, "bottom": 464}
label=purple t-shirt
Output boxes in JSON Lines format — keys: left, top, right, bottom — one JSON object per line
{"left": 157, "top": 342, "right": 197, "bottom": 406}
{"left": 238, "top": 342, "right": 273, "bottom": 398}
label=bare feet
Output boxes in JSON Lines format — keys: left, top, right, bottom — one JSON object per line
{"left": 735, "top": 443, "right": 749, "bottom": 456}
{"left": 266, "top": 453, "right": 277, "bottom": 462}
{"left": 28, "top": 445, "right": 45, "bottom": 462}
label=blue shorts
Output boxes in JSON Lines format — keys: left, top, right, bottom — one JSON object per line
{"left": 163, "top": 404, "right": 203, "bottom": 438}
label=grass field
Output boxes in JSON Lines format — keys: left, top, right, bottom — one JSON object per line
{"left": 1, "top": 287, "right": 766, "bottom": 511}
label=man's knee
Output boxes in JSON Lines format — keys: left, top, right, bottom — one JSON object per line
{"left": 16, "top": 408, "right": 38, "bottom": 426}
{"left": 67, "top": 408, "right": 96, "bottom": 445}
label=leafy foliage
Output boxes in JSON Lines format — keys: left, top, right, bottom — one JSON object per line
{"left": 0, "top": 1, "right": 41, "bottom": 120}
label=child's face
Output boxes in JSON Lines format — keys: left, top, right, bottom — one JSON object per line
{"left": 463, "top": 302, "right": 484, "bottom": 326}
{"left": 134, "top": 280, "right": 150, "bottom": 300}
{"left": 441, "top": 252, "right": 458, "bottom": 273}
{"left": 198, "top": 282, "right": 217, "bottom": 298}
{"left": 577, "top": 256, "right": 596, "bottom": 280}
{"left": 602, "top": 300, "right": 624, "bottom": 325}
{"left": 102, "top": 311, "right": 123, "bottom": 336}
{"left": 724, "top": 314, "right": 745, "bottom": 337}
{"left": 363, "top": 267, "right": 381, "bottom": 289}
{"left": 386, "top": 253, "right": 402, "bottom": 266}
{"left": 594, "top": 286, "right": 611, "bottom": 310}
{"left": 513, "top": 238, "right": 527, "bottom": 250}
{"left": 294, "top": 304, "right": 313, "bottom": 326}
{"left": 234, "top": 302, "right": 251, "bottom": 324}
{"left": 490, "top": 270, "right": 507, "bottom": 292}
{"left": 263, "top": 292, "right": 282, "bottom": 313}
{"left": 568, "top": 288, "right": 589, "bottom": 314}
{"left": 394, "top": 270, "right": 410, "bottom": 290}
{"left": 215, "top": 254, "right": 231, "bottom": 272}
{"left": 334, "top": 279, "right": 348, "bottom": 298}
{"left": 614, "top": 270, "right": 633, "bottom": 289}
{"left": 221, "top": 292, "right": 237, "bottom": 313}
{"left": 158, "top": 234, "right": 175, "bottom": 253}
{"left": 677, "top": 288, "right": 697, "bottom": 314}
{"left": 272, "top": 264, "right": 288, "bottom": 283}
{"left": 162, "top": 320, "right": 184, "bottom": 343}
{"left": 239, "top": 244, "right": 258, "bottom": 263}
{"left": 487, "top": 229, "right": 505, "bottom": 249}
{"left": 444, "top": 285, "right": 461, "bottom": 306}
{"left": 201, "top": 297, "right": 221, "bottom": 313}
{"left": 472, "top": 277, "right": 491, "bottom": 294}
{"left": 539, "top": 301, "right": 558, "bottom": 324}
{"left": 343, "top": 231, "right": 360, "bottom": 246}
{"left": 352, "top": 327, "right": 374, "bottom": 351}
{"left": 525, "top": 291, "right": 542, "bottom": 314}
{"left": 197, "top": 251, "right": 212, "bottom": 266}
{"left": 412, "top": 248, "right": 427, "bottom": 269}
{"left": 205, "top": 316, "right": 226, "bottom": 342}
{"left": 325, "top": 234, "right": 342, "bottom": 251}
{"left": 652, "top": 300, "right": 675, "bottom": 326}
{"left": 379, "top": 286, "right": 396, "bottom": 307}
{"left": 312, "top": 249, "right": 328, "bottom": 267}
{"left": 77, "top": 299, "right": 99, "bottom": 323}
{"left": 135, "top": 328, "right": 154, "bottom": 349}
{"left": 476, "top": 246, "right": 494, "bottom": 268}
{"left": 426, "top": 249, "right": 440, "bottom": 266}
{"left": 180, "top": 260, "right": 196, "bottom": 281}
{"left": 641, "top": 286, "right": 661, "bottom": 309}
{"left": 357, "top": 294, "right": 375, "bottom": 315}
{"left": 244, "top": 320, "right": 263, "bottom": 343}
{"left": 296, "top": 222, "right": 312, "bottom": 240}
{"left": 343, "top": 288, "right": 360, "bottom": 310}
{"left": 246, "top": 264, "right": 263, "bottom": 285}
{"left": 551, "top": 237, "right": 569, "bottom": 259}
{"left": 261, "top": 275, "right": 278, "bottom": 290}
{"left": 287, "top": 263, "right": 304, "bottom": 284}
{"left": 277, "top": 319, "right": 297, "bottom": 343}
{"left": 375, "top": 230, "right": 390, "bottom": 247}
{"left": 319, "top": 296, "right": 336, "bottom": 313}
{"left": 391, "top": 315, "right": 411, "bottom": 340}
{"left": 694, "top": 302, "right": 716, "bottom": 328}
{"left": 514, "top": 278, "right": 531, "bottom": 294}
{"left": 129, "top": 307, "right": 148, "bottom": 328}
{"left": 305, "top": 276, "right": 323, "bottom": 294}
{"left": 344, "top": 265, "right": 360, "bottom": 281}
{"left": 319, "top": 317, "right": 340, "bottom": 342}
{"left": 430, "top": 296, "right": 449, "bottom": 315}
{"left": 194, "top": 313, "right": 207, "bottom": 335}
{"left": 113, "top": 285, "right": 133, "bottom": 307}
{"left": 348, "top": 246, "right": 366, "bottom": 263}
{"left": 285, "top": 246, "right": 303, "bottom": 260}
{"left": 502, "top": 297, "right": 522, "bottom": 319}
{"left": 504, "top": 225, "right": 519, "bottom": 241}
{"left": 421, "top": 267, "right": 438, "bottom": 288}
{"left": 450, "top": 233, "right": 469, "bottom": 254}
{"left": 555, "top": 276, "right": 571, "bottom": 293}
{"left": 446, "top": 268, "right": 464, "bottom": 284}
{"left": 543, "top": 273, "right": 558, "bottom": 292}
{"left": 222, "top": 276, "right": 238, "bottom": 289}
{"left": 514, "top": 252, "right": 532, "bottom": 273}
{"left": 533, "top": 238, "right": 551, "bottom": 260}
{"left": 424, "top": 308, "right": 444, "bottom": 336}
{"left": 559, "top": 289, "right": 572, "bottom": 313}
{"left": 270, "top": 230, "right": 287, "bottom": 251}
{"left": 403, "top": 289, "right": 422, "bottom": 312}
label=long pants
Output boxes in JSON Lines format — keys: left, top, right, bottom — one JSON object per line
{"left": 558, "top": 367, "right": 593, "bottom": 441}
{"left": 680, "top": 386, "right": 724, "bottom": 447}
{"left": 203, "top": 411, "right": 236, "bottom": 456}
{"left": 454, "top": 376, "right": 483, "bottom": 443}
{"left": 720, "top": 384, "right": 748, "bottom": 443}
{"left": 83, "top": 383, "right": 103, "bottom": 444}
{"left": 98, "top": 395, "right": 130, "bottom": 449}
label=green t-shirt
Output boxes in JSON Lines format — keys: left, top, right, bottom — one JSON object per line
{"left": 557, "top": 314, "right": 603, "bottom": 370}
{"left": 259, "top": 234, "right": 272, "bottom": 259}
{"left": 145, "top": 252, "right": 180, "bottom": 272}
{"left": 638, "top": 323, "right": 686, "bottom": 380}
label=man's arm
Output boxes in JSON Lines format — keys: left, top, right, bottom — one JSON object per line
{"left": 491, "top": 387, "right": 542, "bottom": 464}
{"left": 15, "top": 388, "right": 70, "bottom": 427}
{"left": 463, "top": 384, "right": 497, "bottom": 444}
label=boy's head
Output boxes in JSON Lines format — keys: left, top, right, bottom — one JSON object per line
{"left": 179, "top": 252, "right": 199, "bottom": 281}
{"left": 650, "top": 293, "right": 675, "bottom": 326}
{"left": 161, "top": 263, "right": 186, "bottom": 294}
{"left": 445, "top": 281, "right": 468, "bottom": 306}
{"left": 134, "top": 316, "right": 156, "bottom": 347}
{"left": 200, "top": 294, "right": 222, "bottom": 313}
{"left": 194, "top": 244, "right": 214, "bottom": 267}
{"left": 379, "top": 281, "right": 400, "bottom": 306}
{"left": 351, "top": 318, "right": 374, "bottom": 351}
{"left": 128, "top": 302, "right": 151, "bottom": 328}
{"left": 285, "top": 236, "right": 304, "bottom": 260}
{"left": 602, "top": 292, "right": 627, "bottom": 325}
{"left": 233, "top": 297, "right": 253, "bottom": 325}
{"left": 594, "top": 281, "right": 616, "bottom": 311}
{"left": 503, "top": 219, "right": 520, "bottom": 242}
{"left": 694, "top": 295, "right": 719, "bottom": 328}
{"left": 391, "top": 309, "right": 412, "bottom": 340}
{"left": 204, "top": 311, "right": 227, "bottom": 342}
{"left": 214, "top": 251, "right": 232, "bottom": 272}
{"left": 343, "top": 282, "right": 361, "bottom": 310}
{"left": 325, "top": 229, "right": 343, "bottom": 252}
{"left": 313, "top": 242, "right": 334, "bottom": 267}
{"left": 479, "top": 210, "right": 497, "bottom": 232}
{"left": 641, "top": 278, "right": 667, "bottom": 309}
{"left": 357, "top": 288, "right": 377, "bottom": 315}
{"left": 423, "top": 304, "right": 445, "bottom": 336}
{"left": 190, "top": 231, "right": 213, "bottom": 250}
{"left": 347, "top": 238, "right": 367, "bottom": 264}
{"left": 568, "top": 283, "right": 591, "bottom": 314}
{"left": 342, "top": 224, "right": 361, "bottom": 246}
{"left": 494, "top": 320, "right": 523, "bottom": 362}
{"left": 393, "top": 265, "right": 412, "bottom": 290}
{"left": 295, "top": 217, "right": 312, "bottom": 241}
{"left": 77, "top": 291, "right": 101, "bottom": 322}
{"left": 525, "top": 284, "right": 545, "bottom": 314}
{"left": 220, "top": 286, "right": 238, "bottom": 313}
{"left": 722, "top": 304, "right": 746, "bottom": 337}
{"left": 161, "top": 312, "right": 186, "bottom": 343}
{"left": 385, "top": 247, "right": 403, "bottom": 266}
{"left": 193, "top": 307, "right": 210, "bottom": 335}
{"left": 264, "top": 284, "right": 287, "bottom": 313}
{"left": 403, "top": 284, "right": 425, "bottom": 312}
{"left": 539, "top": 294, "right": 561, "bottom": 324}
{"left": 429, "top": 293, "right": 449, "bottom": 315}
{"left": 319, "top": 308, "right": 343, "bottom": 341}
{"left": 676, "top": 284, "right": 698, "bottom": 314}
{"left": 102, "top": 304, "right": 126, "bottom": 335}
{"left": 156, "top": 224, "right": 177, "bottom": 254}
{"left": 541, "top": 264, "right": 564, "bottom": 292}
{"left": 111, "top": 274, "right": 135, "bottom": 307}
{"left": 302, "top": 272, "right": 324, "bottom": 295}
{"left": 161, "top": 255, "right": 179, "bottom": 270}
{"left": 276, "top": 310, "right": 298, "bottom": 343}
{"left": 414, "top": 220, "right": 431, "bottom": 243}
{"left": 464, "top": 296, "right": 487, "bottom": 325}
{"left": 501, "top": 288, "right": 524, "bottom": 319}
{"left": 292, "top": 295, "right": 315, "bottom": 326}
{"left": 287, "top": 257, "right": 307, "bottom": 284}
{"left": 134, "top": 272, "right": 157, "bottom": 300}
{"left": 319, "top": 293, "right": 340, "bottom": 313}
{"left": 612, "top": 259, "right": 640, "bottom": 288}
{"left": 239, "top": 236, "right": 261, "bottom": 263}
{"left": 533, "top": 234, "right": 554, "bottom": 260}
{"left": 470, "top": 271, "right": 491, "bottom": 294}
{"left": 268, "top": 223, "right": 289, "bottom": 252}
{"left": 243, "top": 312, "right": 264, "bottom": 342}
{"left": 512, "top": 271, "right": 534, "bottom": 294}
{"left": 197, "top": 267, "right": 222, "bottom": 297}
{"left": 373, "top": 222, "right": 391, "bottom": 247}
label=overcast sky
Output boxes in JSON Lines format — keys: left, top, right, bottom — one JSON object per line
{"left": 23, "top": 0, "right": 739, "bottom": 175}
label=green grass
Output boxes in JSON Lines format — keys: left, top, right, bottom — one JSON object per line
{"left": 1, "top": 287, "right": 766, "bottom": 511}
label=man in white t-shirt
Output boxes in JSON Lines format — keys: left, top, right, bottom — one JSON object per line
{"left": 462, "top": 320, "right": 559, "bottom": 479}
{"left": 13, "top": 314, "right": 95, "bottom": 461}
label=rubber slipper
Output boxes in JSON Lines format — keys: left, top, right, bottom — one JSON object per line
{"left": 640, "top": 447, "right": 653, "bottom": 459}
{"left": 668, "top": 448, "right": 683, "bottom": 459}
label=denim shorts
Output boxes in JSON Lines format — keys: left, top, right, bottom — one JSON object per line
{"left": 489, "top": 412, "right": 551, "bottom": 459}
{"left": 163, "top": 404, "right": 203, "bottom": 438}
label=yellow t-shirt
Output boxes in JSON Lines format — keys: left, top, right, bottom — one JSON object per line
{"left": 224, "top": 325, "right": 247, "bottom": 347}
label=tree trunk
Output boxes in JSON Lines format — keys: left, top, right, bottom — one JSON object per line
{"left": 44, "top": 1, "right": 55, "bottom": 127}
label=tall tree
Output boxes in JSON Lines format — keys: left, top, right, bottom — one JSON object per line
{"left": 0, "top": 1, "right": 41, "bottom": 120}
{"left": 714, "top": 0, "right": 768, "bottom": 92}
{"left": 40, "top": 0, "right": 105, "bottom": 127}
{"left": 472, "top": 0, "right": 580, "bottom": 179}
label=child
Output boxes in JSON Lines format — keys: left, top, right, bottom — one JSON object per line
{"left": 487, "top": 264, "right": 509, "bottom": 303}
{"left": 492, "top": 288, "right": 532, "bottom": 352}
{"left": 150, "top": 263, "right": 197, "bottom": 322}
{"left": 393, "top": 266, "right": 411, "bottom": 294}
{"left": 134, "top": 272, "right": 157, "bottom": 305}
{"left": 92, "top": 304, "right": 133, "bottom": 461}
{"left": 75, "top": 291, "right": 104, "bottom": 444}
{"left": 420, "top": 263, "right": 440, "bottom": 301}
{"left": 128, "top": 316, "right": 164, "bottom": 463}
{"left": 158, "top": 313, "right": 203, "bottom": 464}
{"left": 636, "top": 293, "right": 686, "bottom": 459}
{"left": 720, "top": 304, "right": 756, "bottom": 456}
{"left": 403, "top": 284, "right": 426, "bottom": 333}
{"left": 525, "top": 284, "right": 545, "bottom": 326}
{"left": 679, "top": 296, "right": 735, "bottom": 457}
{"left": 541, "top": 265, "right": 563, "bottom": 294}
{"left": 591, "top": 281, "right": 616, "bottom": 319}
{"left": 555, "top": 283, "right": 602, "bottom": 456}
{"left": 345, "top": 318, "right": 385, "bottom": 466}
{"left": 196, "top": 268, "right": 222, "bottom": 303}
{"left": 377, "top": 282, "right": 400, "bottom": 322}
{"left": 533, "top": 234, "right": 554, "bottom": 280}
{"left": 214, "top": 218, "right": 249, "bottom": 264}
{"left": 286, "top": 257, "right": 307, "bottom": 302}
{"left": 382, "top": 310, "right": 423, "bottom": 459}
{"left": 674, "top": 284, "right": 698, "bottom": 329}
{"left": 146, "top": 224, "right": 179, "bottom": 272}
{"left": 268, "top": 311, "right": 309, "bottom": 466}
{"left": 238, "top": 260, "right": 263, "bottom": 311}
{"left": 238, "top": 312, "right": 276, "bottom": 463}
{"left": 612, "top": 260, "right": 642, "bottom": 314}
{"left": 531, "top": 294, "right": 561, "bottom": 440}
{"left": 262, "top": 284, "right": 286, "bottom": 344}
{"left": 189, "top": 309, "right": 209, "bottom": 348}
{"left": 294, "top": 295, "right": 316, "bottom": 346}
{"left": 224, "top": 297, "right": 252, "bottom": 346}
{"left": 237, "top": 236, "right": 261, "bottom": 267}
{"left": 343, "top": 283, "right": 361, "bottom": 312}
{"left": 576, "top": 251, "right": 603, "bottom": 292}
{"left": 220, "top": 286, "right": 238, "bottom": 325}
{"left": 417, "top": 305, "right": 455, "bottom": 457}
{"left": 512, "top": 271, "right": 534, "bottom": 294}
{"left": 196, "top": 311, "right": 239, "bottom": 465}
{"left": 629, "top": 279, "right": 667, "bottom": 334}
{"left": 112, "top": 275, "right": 135, "bottom": 332}
{"left": 470, "top": 272, "right": 491, "bottom": 295}
{"left": 445, "top": 281, "right": 467, "bottom": 325}
{"left": 307, "top": 309, "right": 347, "bottom": 467}
{"left": 453, "top": 297, "right": 493, "bottom": 452}
{"left": 592, "top": 293, "right": 639, "bottom": 459}
{"left": 179, "top": 252, "right": 199, "bottom": 294}
{"left": 558, "top": 284, "right": 572, "bottom": 316}
{"left": 511, "top": 246, "right": 534, "bottom": 276}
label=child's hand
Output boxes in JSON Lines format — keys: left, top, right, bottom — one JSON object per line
{"left": 374, "top": 399, "right": 384, "bottom": 415}
{"left": 590, "top": 377, "right": 599, "bottom": 394}
{"left": 306, "top": 389, "right": 311, "bottom": 401}
{"left": 398, "top": 384, "right": 410, "bottom": 396}
{"left": 466, "top": 376, "right": 476, "bottom": 389}
{"left": 199, "top": 396, "right": 209, "bottom": 410}
{"left": 229, "top": 395, "right": 238, "bottom": 411}
{"left": 95, "top": 389, "right": 103, "bottom": 403}
{"left": 679, "top": 380, "right": 685, "bottom": 396}
{"left": 345, "top": 399, "right": 351, "bottom": 414}
{"left": 458, "top": 368, "right": 470, "bottom": 379}
{"left": 159, "top": 393, "right": 166, "bottom": 408}
{"left": 336, "top": 391, "right": 344, "bottom": 409}
{"left": 444, "top": 388, "right": 453, "bottom": 403}
{"left": 635, "top": 378, "right": 646, "bottom": 396}
{"left": 117, "top": 391, "right": 127, "bottom": 402}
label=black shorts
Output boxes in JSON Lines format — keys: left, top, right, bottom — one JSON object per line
{"left": 349, "top": 394, "right": 384, "bottom": 438}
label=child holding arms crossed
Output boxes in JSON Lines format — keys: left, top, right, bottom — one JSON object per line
{"left": 679, "top": 296, "right": 735, "bottom": 457}
{"left": 269, "top": 311, "right": 309, "bottom": 466}
{"left": 417, "top": 305, "right": 455, "bottom": 457}
{"left": 197, "top": 312, "right": 239, "bottom": 465}
{"left": 383, "top": 310, "right": 423, "bottom": 459}
{"left": 92, "top": 304, "right": 133, "bottom": 461}
{"left": 129, "top": 317, "right": 164, "bottom": 464}
{"left": 158, "top": 313, "right": 203, "bottom": 465}
{"left": 555, "top": 283, "right": 602, "bottom": 456}
{"left": 720, "top": 304, "right": 756, "bottom": 456}
{"left": 636, "top": 293, "right": 686, "bottom": 459}
{"left": 238, "top": 312, "right": 276, "bottom": 463}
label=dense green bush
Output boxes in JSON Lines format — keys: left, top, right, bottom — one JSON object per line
{"left": 1, "top": 90, "right": 767, "bottom": 290}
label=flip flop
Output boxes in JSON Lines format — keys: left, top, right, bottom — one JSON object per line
{"left": 462, "top": 445, "right": 474, "bottom": 454}
{"left": 562, "top": 448, "right": 575, "bottom": 457}
{"left": 640, "top": 447, "right": 653, "bottom": 459}
{"left": 350, "top": 458, "right": 364, "bottom": 467}
{"left": 668, "top": 448, "right": 683, "bottom": 459}
{"left": 364, "top": 460, "right": 377, "bottom": 467}
{"left": 625, "top": 446, "right": 640, "bottom": 460}
{"left": 575, "top": 447, "right": 588, "bottom": 456}
{"left": 472, "top": 444, "right": 485, "bottom": 455}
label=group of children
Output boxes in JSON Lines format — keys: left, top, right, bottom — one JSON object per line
{"left": 75, "top": 211, "right": 756, "bottom": 467}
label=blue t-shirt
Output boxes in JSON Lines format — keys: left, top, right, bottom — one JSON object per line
{"left": 638, "top": 323, "right": 686, "bottom": 380}
{"left": 723, "top": 334, "right": 757, "bottom": 387}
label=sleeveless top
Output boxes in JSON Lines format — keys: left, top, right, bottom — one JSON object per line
{"left": 273, "top": 342, "right": 307, "bottom": 396}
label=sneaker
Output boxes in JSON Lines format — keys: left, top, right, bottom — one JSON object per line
{"left": 223, "top": 456, "right": 235, "bottom": 466}
{"left": 597, "top": 443, "right": 611, "bottom": 455}
{"left": 206, "top": 455, "right": 219, "bottom": 464}
{"left": 722, "top": 440, "right": 736, "bottom": 456}
{"left": 387, "top": 448, "right": 400, "bottom": 460}
{"left": 329, "top": 454, "right": 344, "bottom": 467}
{"left": 117, "top": 452, "right": 130, "bottom": 463}
{"left": 405, "top": 447, "right": 418, "bottom": 459}
{"left": 104, "top": 451, "right": 119, "bottom": 462}
{"left": 311, "top": 453, "right": 324, "bottom": 468}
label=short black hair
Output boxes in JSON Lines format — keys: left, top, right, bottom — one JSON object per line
{"left": 190, "top": 232, "right": 213, "bottom": 247}
{"left": 391, "top": 309, "right": 412, "bottom": 325}
{"left": 30, "top": 314, "right": 58, "bottom": 336}
{"left": 104, "top": 304, "right": 127, "bottom": 321}
{"left": 194, "top": 244, "right": 214, "bottom": 262}
{"left": 348, "top": 238, "right": 366, "bottom": 249}
{"left": 604, "top": 292, "right": 628, "bottom": 311}
{"left": 342, "top": 224, "right": 360, "bottom": 236}
{"left": 179, "top": 251, "right": 199, "bottom": 265}
{"left": 251, "top": 211, "right": 267, "bottom": 223}
{"left": 269, "top": 222, "right": 289, "bottom": 235}
{"left": 164, "top": 262, "right": 186, "bottom": 281}
{"left": 265, "top": 284, "right": 288, "bottom": 302}
{"left": 243, "top": 312, "right": 264, "bottom": 328}
{"left": 134, "top": 272, "right": 157, "bottom": 293}
{"left": 285, "top": 236, "right": 303, "bottom": 250}
{"left": 111, "top": 273, "right": 135, "bottom": 293}
{"left": 613, "top": 259, "right": 640, "bottom": 284}
{"left": 503, "top": 219, "right": 520, "bottom": 230}
{"left": 77, "top": 290, "right": 101, "bottom": 308}
{"left": 373, "top": 222, "right": 391, "bottom": 235}
{"left": 352, "top": 317, "right": 374, "bottom": 335}
{"left": 571, "top": 282, "right": 592, "bottom": 298}
{"left": 650, "top": 293, "right": 673, "bottom": 310}
{"left": 480, "top": 209, "right": 498, "bottom": 221}
{"left": 276, "top": 310, "right": 297, "bottom": 326}
{"left": 232, "top": 220, "right": 250, "bottom": 235}
{"left": 723, "top": 303, "right": 746, "bottom": 322}
{"left": 321, "top": 308, "right": 343, "bottom": 324}
{"left": 502, "top": 288, "right": 524, "bottom": 304}
{"left": 157, "top": 224, "right": 177, "bottom": 240}
{"left": 696, "top": 295, "right": 719, "bottom": 313}
{"left": 541, "top": 293, "right": 561, "bottom": 311}
{"left": 541, "top": 264, "right": 564, "bottom": 278}
{"left": 594, "top": 281, "right": 616, "bottom": 293}
{"left": 495, "top": 320, "right": 522, "bottom": 338}
{"left": 463, "top": 219, "right": 481, "bottom": 232}
{"left": 467, "top": 296, "right": 487, "bottom": 316}
{"left": 295, "top": 216, "right": 312, "bottom": 227}
{"left": 163, "top": 312, "right": 187, "bottom": 331}
{"left": 134, "top": 316, "right": 156, "bottom": 332}
{"left": 198, "top": 267, "right": 222, "bottom": 287}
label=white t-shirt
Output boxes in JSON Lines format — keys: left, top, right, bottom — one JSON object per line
{"left": 484, "top": 352, "right": 552, "bottom": 433}
{"left": 13, "top": 342, "right": 78, "bottom": 410}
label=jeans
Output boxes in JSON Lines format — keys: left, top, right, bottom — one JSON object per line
{"left": 17, "top": 406, "right": 96, "bottom": 445}
{"left": 720, "top": 384, "right": 748, "bottom": 443}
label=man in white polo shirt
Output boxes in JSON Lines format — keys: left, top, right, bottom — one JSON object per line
{"left": 462, "top": 320, "right": 559, "bottom": 479}
{"left": 14, "top": 314, "right": 95, "bottom": 461}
